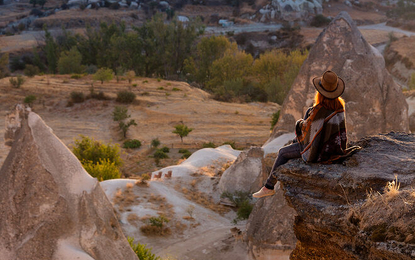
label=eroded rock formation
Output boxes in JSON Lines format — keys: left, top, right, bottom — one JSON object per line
{"left": 246, "top": 184, "right": 297, "bottom": 260}
{"left": 270, "top": 12, "right": 409, "bottom": 142}
{"left": 277, "top": 132, "right": 415, "bottom": 259}
{"left": 0, "top": 106, "right": 138, "bottom": 260}
{"left": 218, "top": 147, "right": 267, "bottom": 194}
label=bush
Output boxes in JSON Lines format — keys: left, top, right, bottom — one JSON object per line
{"left": 128, "top": 237, "right": 161, "bottom": 260}
{"left": 9, "top": 75, "right": 25, "bottom": 88}
{"left": 93, "top": 68, "right": 113, "bottom": 84}
{"left": 112, "top": 106, "right": 130, "bottom": 121}
{"left": 87, "top": 87, "right": 107, "bottom": 100}
{"left": 310, "top": 14, "right": 331, "bottom": 27}
{"left": 221, "top": 191, "right": 253, "bottom": 222}
{"left": 72, "top": 135, "right": 122, "bottom": 167}
{"left": 178, "top": 148, "right": 189, "bottom": 153}
{"left": 270, "top": 110, "right": 280, "bottom": 130}
{"left": 126, "top": 70, "right": 136, "bottom": 83}
{"left": 154, "top": 149, "right": 169, "bottom": 159}
{"left": 86, "top": 64, "right": 98, "bottom": 74}
{"left": 409, "top": 72, "right": 415, "bottom": 90}
{"left": 116, "top": 91, "right": 136, "bottom": 104}
{"left": 222, "top": 141, "right": 236, "bottom": 149}
{"left": 71, "top": 74, "right": 83, "bottom": 79}
{"left": 181, "top": 150, "right": 192, "bottom": 159}
{"left": 24, "top": 64, "right": 40, "bottom": 77}
{"left": 202, "top": 142, "right": 216, "bottom": 148}
{"left": 161, "top": 146, "right": 170, "bottom": 153}
{"left": 123, "top": 139, "right": 142, "bottom": 149}
{"left": 70, "top": 91, "right": 85, "bottom": 103}
{"left": 82, "top": 158, "right": 121, "bottom": 181}
{"left": 24, "top": 95, "right": 37, "bottom": 106}
{"left": 151, "top": 138, "right": 160, "bottom": 148}
{"left": 10, "top": 56, "right": 25, "bottom": 72}
{"left": 119, "top": 119, "right": 137, "bottom": 138}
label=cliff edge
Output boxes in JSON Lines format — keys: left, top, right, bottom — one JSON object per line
{"left": 277, "top": 132, "right": 415, "bottom": 259}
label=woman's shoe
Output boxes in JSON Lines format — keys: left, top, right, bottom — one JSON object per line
{"left": 252, "top": 187, "right": 276, "bottom": 198}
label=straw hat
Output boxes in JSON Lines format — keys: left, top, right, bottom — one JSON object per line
{"left": 312, "top": 70, "right": 345, "bottom": 99}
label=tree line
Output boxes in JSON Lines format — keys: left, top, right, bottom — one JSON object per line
{"left": 4, "top": 15, "right": 308, "bottom": 104}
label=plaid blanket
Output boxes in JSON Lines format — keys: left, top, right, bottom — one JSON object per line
{"left": 295, "top": 104, "right": 347, "bottom": 163}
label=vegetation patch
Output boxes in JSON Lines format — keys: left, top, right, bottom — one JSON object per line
{"left": 116, "top": 91, "right": 136, "bottom": 104}
{"left": 123, "top": 139, "right": 142, "bottom": 149}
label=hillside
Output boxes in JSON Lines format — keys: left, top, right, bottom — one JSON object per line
{"left": 0, "top": 75, "right": 280, "bottom": 175}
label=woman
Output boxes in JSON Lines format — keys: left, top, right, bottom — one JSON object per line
{"left": 253, "top": 70, "right": 347, "bottom": 198}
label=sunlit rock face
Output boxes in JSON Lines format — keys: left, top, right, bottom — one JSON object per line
{"left": 0, "top": 105, "right": 138, "bottom": 260}
{"left": 269, "top": 11, "right": 409, "bottom": 143}
{"left": 278, "top": 132, "right": 415, "bottom": 259}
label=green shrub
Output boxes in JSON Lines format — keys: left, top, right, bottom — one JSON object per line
{"left": 132, "top": 83, "right": 138, "bottom": 87}
{"left": 128, "top": 237, "right": 161, "bottom": 260}
{"left": 409, "top": 72, "right": 415, "bottom": 90}
{"left": 236, "top": 199, "right": 253, "bottom": 220}
{"left": 202, "top": 142, "right": 216, "bottom": 148}
{"left": 86, "top": 64, "right": 98, "bottom": 74}
{"left": 270, "top": 110, "right": 280, "bottom": 130}
{"left": 222, "top": 141, "right": 236, "bottom": 149}
{"left": 178, "top": 148, "right": 189, "bottom": 153}
{"left": 161, "top": 146, "right": 170, "bottom": 153}
{"left": 154, "top": 149, "right": 169, "bottom": 159}
{"left": 71, "top": 74, "right": 83, "bottom": 79}
{"left": 149, "top": 216, "right": 169, "bottom": 228}
{"left": 123, "top": 139, "right": 142, "bottom": 149}
{"left": 181, "top": 151, "right": 192, "bottom": 159}
{"left": 116, "top": 91, "right": 136, "bottom": 104}
{"left": 126, "top": 70, "right": 136, "bottom": 83}
{"left": 82, "top": 158, "right": 121, "bottom": 181}
{"left": 9, "top": 75, "right": 25, "bottom": 88}
{"left": 112, "top": 106, "right": 130, "bottom": 121}
{"left": 72, "top": 135, "right": 122, "bottom": 167}
{"left": 24, "top": 95, "right": 37, "bottom": 106}
{"left": 93, "top": 68, "right": 114, "bottom": 84}
{"left": 172, "top": 87, "right": 181, "bottom": 91}
{"left": 70, "top": 91, "right": 85, "bottom": 103}
{"left": 221, "top": 191, "right": 253, "bottom": 222}
{"left": 151, "top": 138, "right": 160, "bottom": 148}
{"left": 157, "top": 87, "right": 164, "bottom": 90}
{"left": 310, "top": 14, "right": 331, "bottom": 27}
{"left": 24, "top": 64, "right": 40, "bottom": 77}
{"left": 87, "top": 89, "right": 107, "bottom": 100}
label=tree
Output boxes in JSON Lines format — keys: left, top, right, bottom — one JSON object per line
{"left": 172, "top": 123, "right": 193, "bottom": 143}
{"left": 183, "top": 35, "right": 231, "bottom": 85}
{"left": 0, "top": 51, "right": 9, "bottom": 79}
{"left": 119, "top": 120, "right": 137, "bottom": 138}
{"left": 58, "top": 47, "right": 84, "bottom": 74}
{"left": 44, "top": 26, "right": 58, "bottom": 74}
{"left": 126, "top": 70, "right": 135, "bottom": 83}
{"left": 112, "top": 106, "right": 130, "bottom": 121}
{"left": 93, "top": 68, "right": 113, "bottom": 84}
{"left": 207, "top": 46, "right": 253, "bottom": 90}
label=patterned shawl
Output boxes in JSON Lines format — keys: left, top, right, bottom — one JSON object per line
{"left": 296, "top": 104, "right": 347, "bottom": 163}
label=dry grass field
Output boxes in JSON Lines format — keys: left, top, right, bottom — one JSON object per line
{"left": 0, "top": 75, "right": 279, "bottom": 176}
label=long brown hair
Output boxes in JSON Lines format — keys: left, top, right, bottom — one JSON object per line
{"left": 314, "top": 92, "right": 345, "bottom": 111}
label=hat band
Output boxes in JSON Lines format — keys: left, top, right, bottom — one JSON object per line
{"left": 319, "top": 81, "right": 338, "bottom": 93}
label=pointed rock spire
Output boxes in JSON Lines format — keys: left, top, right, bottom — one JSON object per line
{"left": 269, "top": 11, "right": 409, "bottom": 142}
{"left": 0, "top": 105, "right": 138, "bottom": 260}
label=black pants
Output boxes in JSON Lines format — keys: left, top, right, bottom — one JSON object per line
{"left": 264, "top": 142, "right": 301, "bottom": 189}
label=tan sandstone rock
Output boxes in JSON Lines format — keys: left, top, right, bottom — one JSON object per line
{"left": 269, "top": 11, "right": 409, "bottom": 142}
{"left": 0, "top": 105, "right": 138, "bottom": 260}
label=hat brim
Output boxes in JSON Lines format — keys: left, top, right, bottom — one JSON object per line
{"left": 312, "top": 76, "right": 345, "bottom": 99}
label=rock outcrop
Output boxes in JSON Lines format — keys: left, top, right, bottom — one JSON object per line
{"left": 0, "top": 106, "right": 138, "bottom": 260}
{"left": 269, "top": 12, "right": 409, "bottom": 142}
{"left": 218, "top": 147, "right": 267, "bottom": 194}
{"left": 277, "top": 132, "right": 415, "bottom": 259}
{"left": 258, "top": 0, "right": 323, "bottom": 22}
{"left": 246, "top": 183, "right": 297, "bottom": 259}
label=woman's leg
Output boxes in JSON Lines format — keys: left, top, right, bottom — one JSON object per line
{"left": 264, "top": 142, "right": 301, "bottom": 189}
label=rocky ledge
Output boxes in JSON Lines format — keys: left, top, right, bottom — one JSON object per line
{"left": 277, "top": 132, "right": 415, "bottom": 259}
